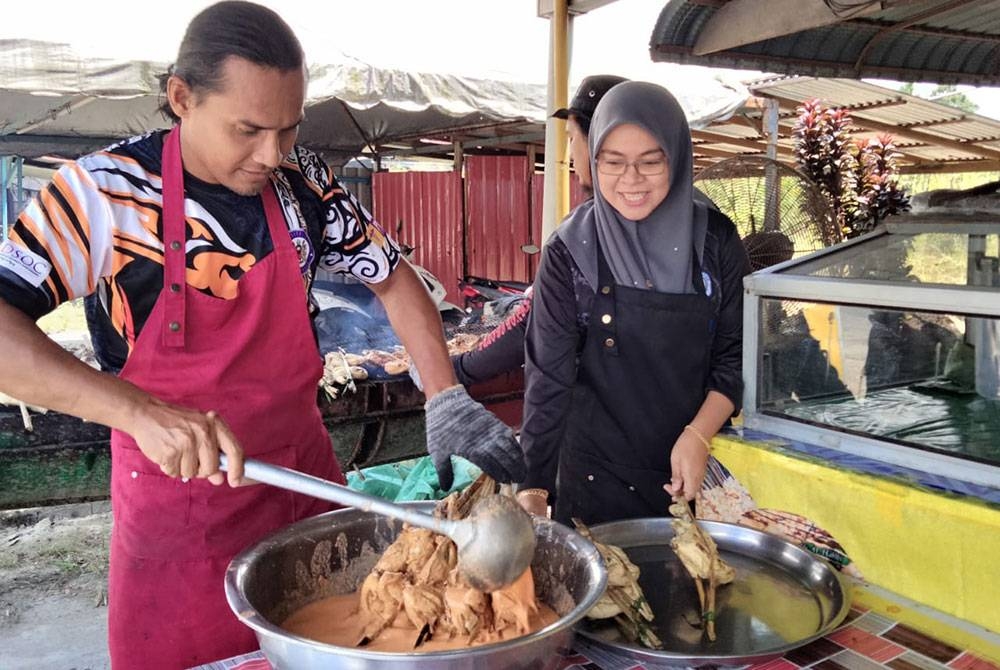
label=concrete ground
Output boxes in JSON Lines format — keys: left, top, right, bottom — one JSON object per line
{"left": 1, "top": 502, "right": 111, "bottom": 670}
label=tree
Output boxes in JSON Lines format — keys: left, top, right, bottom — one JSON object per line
{"left": 929, "top": 84, "right": 978, "bottom": 114}
{"left": 898, "top": 83, "right": 977, "bottom": 113}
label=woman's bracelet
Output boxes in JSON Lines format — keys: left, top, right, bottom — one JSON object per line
{"left": 684, "top": 424, "right": 713, "bottom": 453}
{"left": 516, "top": 487, "right": 549, "bottom": 501}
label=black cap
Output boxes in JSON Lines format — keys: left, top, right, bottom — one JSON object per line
{"left": 552, "top": 74, "right": 628, "bottom": 122}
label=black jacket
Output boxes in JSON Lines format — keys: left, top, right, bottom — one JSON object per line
{"left": 520, "top": 208, "right": 750, "bottom": 493}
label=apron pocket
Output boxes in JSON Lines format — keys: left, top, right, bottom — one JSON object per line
{"left": 112, "top": 446, "right": 195, "bottom": 560}
{"left": 193, "top": 445, "right": 302, "bottom": 559}
{"left": 556, "top": 449, "right": 670, "bottom": 525}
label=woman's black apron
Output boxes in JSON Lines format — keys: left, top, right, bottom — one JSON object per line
{"left": 554, "top": 244, "right": 716, "bottom": 525}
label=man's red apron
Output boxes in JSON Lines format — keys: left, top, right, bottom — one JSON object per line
{"left": 107, "top": 127, "right": 344, "bottom": 669}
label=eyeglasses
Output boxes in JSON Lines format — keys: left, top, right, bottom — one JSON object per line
{"left": 596, "top": 154, "right": 668, "bottom": 176}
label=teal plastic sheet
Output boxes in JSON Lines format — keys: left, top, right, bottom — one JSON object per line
{"left": 346, "top": 456, "right": 481, "bottom": 501}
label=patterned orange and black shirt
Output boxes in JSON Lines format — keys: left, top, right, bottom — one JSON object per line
{"left": 0, "top": 130, "right": 400, "bottom": 361}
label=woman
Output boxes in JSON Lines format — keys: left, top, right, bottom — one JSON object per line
{"left": 519, "top": 81, "right": 750, "bottom": 525}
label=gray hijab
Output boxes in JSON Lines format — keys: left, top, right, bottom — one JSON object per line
{"left": 556, "top": 81, "right": 707, "bottom": 293}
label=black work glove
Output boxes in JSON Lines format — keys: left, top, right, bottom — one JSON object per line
{"left": 424, "top": 385, "right": 526, "bottom": 490}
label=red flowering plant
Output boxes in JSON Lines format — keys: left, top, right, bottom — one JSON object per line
{"left": 793, "top": 100, "right": 909, "bottom": 240}
{"left": 851, "top": 134, "right": 911, "bottom": 235}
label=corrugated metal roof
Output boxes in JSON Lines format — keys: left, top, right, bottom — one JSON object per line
{"left": 651, "top": 0, "right": 1000, "bottom": 86}
{"left": 690, "top": 75, "right": 1000, "bottom": 173}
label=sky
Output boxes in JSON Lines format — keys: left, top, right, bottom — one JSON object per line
{"left": 3, "top": 0, "right": 999, "bottom": 117}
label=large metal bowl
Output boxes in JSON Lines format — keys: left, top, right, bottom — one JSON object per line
{"left": 577, "top": 517, "right": 852, "bottom": 667}
{"left": 225, "top": 503, "right": 607, "bottom": 669}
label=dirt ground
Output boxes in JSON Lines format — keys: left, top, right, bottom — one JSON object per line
{"left": 1, "top": 502, "right": 112, "bottom": 670}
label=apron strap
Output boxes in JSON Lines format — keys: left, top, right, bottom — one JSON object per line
{"left": 592, "top": 239, "right": 711, "bottom": 359}
{"left": 158, "top": 127, "right": 292, "bottom": 349}
{"left": 690, "top": 242, "right": 707, "bottom": 296}
{"left": 594, "top": 246, "right": 619, "bottom": 357}
{"left": 161, "top": 126, "right": 187, "bottom": 349}
{"left": 260, "top": 181, "right": 291, "bottom": 249}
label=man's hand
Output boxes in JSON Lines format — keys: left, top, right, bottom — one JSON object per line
{"left": 424, "top": 385, "right": 526, "bottom": 490}
{"left": 126, "top": 398, "right": 245, "bottom": 486}
{"left": 664, "top": 430, "right": 710, "bottom": 501}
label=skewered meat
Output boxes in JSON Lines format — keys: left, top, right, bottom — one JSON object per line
{"left": 668, "top": 496, "right": 734, "bottom": 642}
{"left": 320, "top": 350, "right": 368, "bottom": 399}
{"left": 361, "top": 348, "right": 411, "bottom": 376}
{"left": 446, "top": 333, "right": 482, "bottom": 355}
{"left": 573, "top": 519, "right": 662, "bottom": 650}
{"left": 327, "top": 332, "right": 484, "bottom": 383}
{"left": 383, "top": 359, "right": 410, "bottom": 376}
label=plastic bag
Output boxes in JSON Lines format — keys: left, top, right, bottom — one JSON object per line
{"left": 346, "top": 455, "right": 481, "bottom": 502}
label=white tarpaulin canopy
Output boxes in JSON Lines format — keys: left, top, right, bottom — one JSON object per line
{"left": 0, "top": 38, "right": 748, "bottom": 161}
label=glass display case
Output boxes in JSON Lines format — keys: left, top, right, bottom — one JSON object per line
{"left": 742, "top": 208, "right": 1000, "bottom": 489}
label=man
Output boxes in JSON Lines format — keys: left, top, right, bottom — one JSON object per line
{"left": 551, "top": 74, "right": 629, "bottom": 194}
{"left": 0, "top": 2, "right": 523, "bottom": 667}
{"left": 451, "top": 75, "right": 628, "bottom": 390}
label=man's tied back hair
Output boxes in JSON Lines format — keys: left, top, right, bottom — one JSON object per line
{"left": 158, "top": 1, "right": 304, "bottom": 122}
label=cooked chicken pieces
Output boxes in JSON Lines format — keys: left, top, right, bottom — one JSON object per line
{"left": 669, "top": 497, "right": 734, "bottom": 642}
{"left": 355, "top": 475, "right": 540, "bottom": 648}
{"left": 573, "top": 519, "right": 662, "bottom": 650}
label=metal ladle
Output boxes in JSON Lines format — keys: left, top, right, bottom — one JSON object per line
{"left": 219, "top": 455, "right": 536, "bottom": 592}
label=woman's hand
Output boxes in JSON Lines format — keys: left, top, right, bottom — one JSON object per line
{"left": 125, "top": 395, "right": 245, "bottom": 486}
{"left": 664, "top": 429, "right": 710, "bottom": 500}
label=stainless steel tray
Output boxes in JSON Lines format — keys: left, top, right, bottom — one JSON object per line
{"left": 576, "top": 518, "right": 851, "bottom": 668}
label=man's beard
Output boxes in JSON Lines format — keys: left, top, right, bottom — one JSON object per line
{"left": 229, "top": 180, "right": 266, "bottom": 197}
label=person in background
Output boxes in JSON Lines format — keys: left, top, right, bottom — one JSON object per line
{"left": 518, "top": 81, "right": 751, "bottom": 525}
{"left": 0, "top": 3, "right": 523, "bottom": 667}
{"left": 452, "top": 75, "right": 627, "bottom": 388}
{"left": 553, "top": 75, "right": 629, "bottom": 197}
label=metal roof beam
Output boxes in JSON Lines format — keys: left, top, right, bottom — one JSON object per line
{"left": 691, "top": 128, "right": 795, "bottom": 156}
{"left": 387, "top": 132, "right": 545, "bottom": 156}
{"left": 692, "top": 0, "right": 883, "bottom": 56}
{"left": 853, "top": 0, "right": 980, "bottom": 73}
{"left": 692, "top": 144, "right": 752, "bottom": 159}
{"left": 655, "top": 40, "right": 1000, "bottom": 85}
{"left": 898, "top": 116, "right": 968, "bottom": 129}
{"left": 852, "top": 115, "right": 1000, "bottom": 161}
{"left": 387, "top": 119, "right": 529, "bottom": 145}
{"left": 898, "top": 159, "right": 1000, "bottom": 174}
{"left": 0, "top": 134, "right": 115, "bottom": 159}
{"left": 537, "top": 0, "right": 618, "bottom": 18}
{"left": 760, "top": 91, "right": 1000, "bottom": 161}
